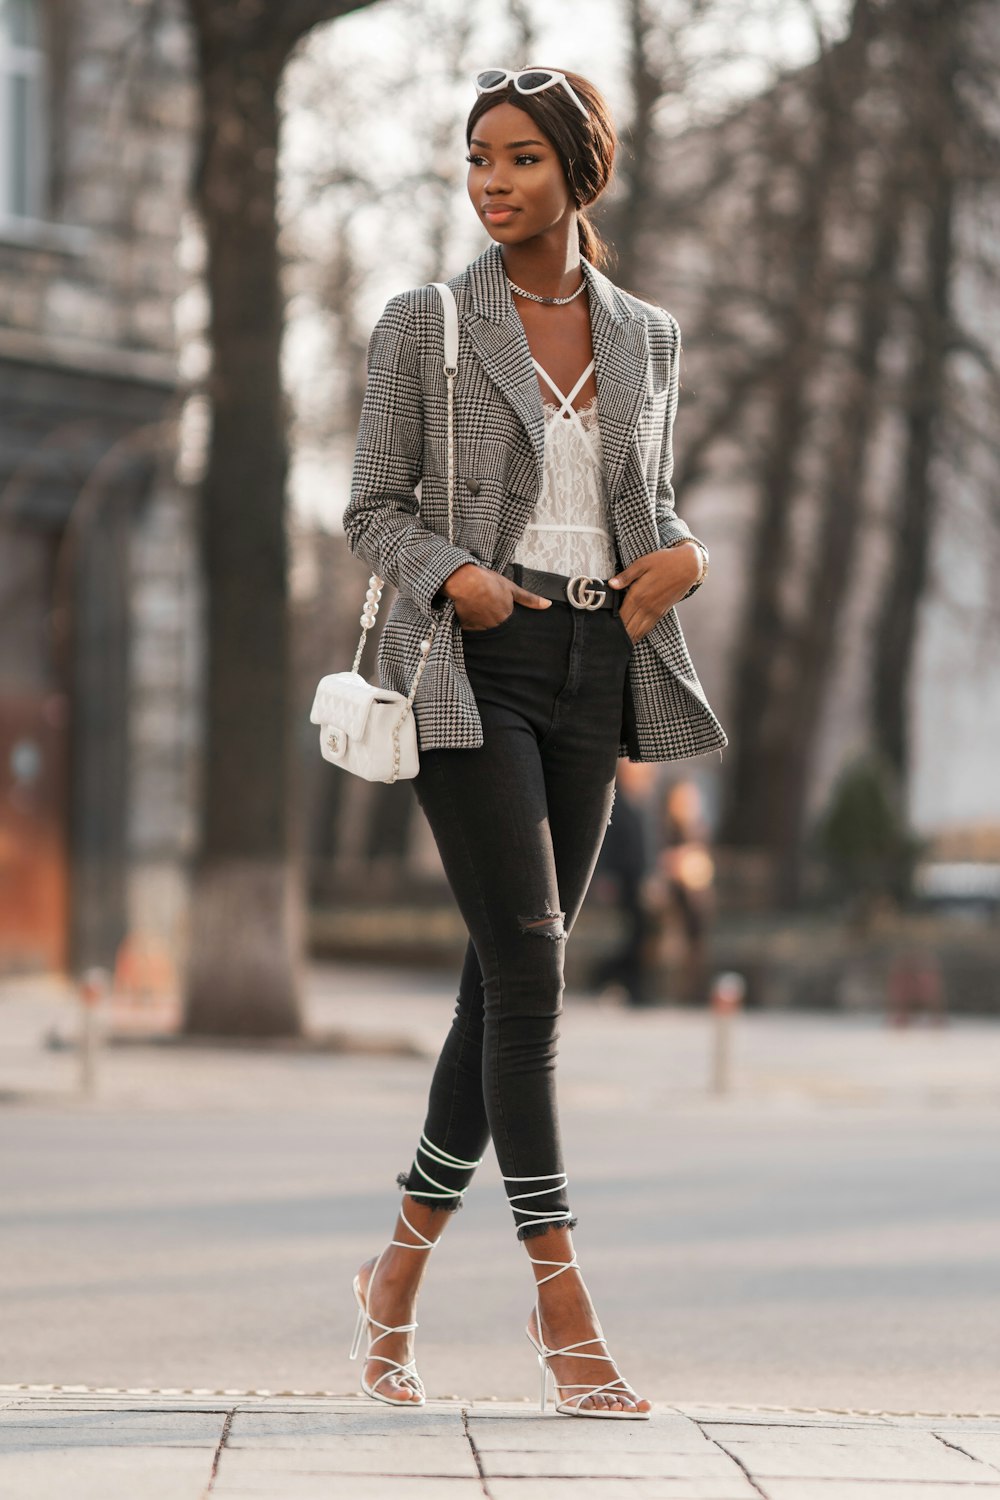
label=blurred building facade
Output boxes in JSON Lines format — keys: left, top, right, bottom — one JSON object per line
{"left": 0, "top": 0, "right": 199, "bottom": 975}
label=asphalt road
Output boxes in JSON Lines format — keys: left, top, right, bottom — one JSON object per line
{"left": 2, "top": 965, "right": 998, "bottom": 1412}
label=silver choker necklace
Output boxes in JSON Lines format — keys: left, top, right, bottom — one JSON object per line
{"left": 506, "top": 274, "right": 587, "bottom": 306}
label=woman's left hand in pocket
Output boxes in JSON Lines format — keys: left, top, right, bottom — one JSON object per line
{"left": 609, "top": 546, "right": 701, "bottom": 643}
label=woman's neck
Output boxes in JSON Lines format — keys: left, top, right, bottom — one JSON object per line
{"left": 500, "top": 242, "right": 584, "bottom": 300}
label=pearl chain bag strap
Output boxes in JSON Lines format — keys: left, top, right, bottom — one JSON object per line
{"left": 310, "top": 281, "right": 459, "bottom": 782}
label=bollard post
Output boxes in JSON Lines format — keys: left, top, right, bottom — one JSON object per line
{"left": 708, "top": 970, "right": 746, "bottom": 1095}
{"left": 79, "top": 967, "right": 109, "bottom": 1097}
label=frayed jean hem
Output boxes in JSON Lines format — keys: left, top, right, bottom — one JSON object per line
{"left": 396, "top": 1170, "right": 465, "bottom": 1212}
{"left": 517, "top": 1214, "right": 578, "bottom": 1241}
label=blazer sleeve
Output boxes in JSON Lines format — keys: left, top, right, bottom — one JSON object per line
{"left": 655, "top": 311, "right": 706, "bottom": 601}
{"left": 342, "top": 293, "right": 479, "bottom": 619}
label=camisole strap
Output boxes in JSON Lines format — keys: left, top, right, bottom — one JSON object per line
{"left": 532, "top": 357, "right": 595, "bottom": 419}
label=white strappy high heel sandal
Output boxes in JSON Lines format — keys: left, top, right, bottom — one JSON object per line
{"left": 349, "top": 1203, "right": 432, "bottom": 1406}
{"left": 350, "top": 1134, "right": 482, "bottom": 1406}
{"left": 505, "top": 1169, "right": 650, "bottom": 1420}
{"left": 524, "top": 1249, "right": 650, "bottom": 1418}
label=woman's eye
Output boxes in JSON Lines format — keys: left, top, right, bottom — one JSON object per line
{"left": 465, "top": 153, "right": 540, "bottom": 167}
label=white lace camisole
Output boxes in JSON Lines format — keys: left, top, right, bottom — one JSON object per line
{"left": 511, "top": 357, "right": 618, "bottom": 579}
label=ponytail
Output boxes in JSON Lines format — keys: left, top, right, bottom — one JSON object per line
{"left": 577, "top": 208, "right": 613, "bottom": 272}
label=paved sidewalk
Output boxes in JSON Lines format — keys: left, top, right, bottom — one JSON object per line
{"left": 2, "top": 1389, "right": 1000, "bottom": 1500}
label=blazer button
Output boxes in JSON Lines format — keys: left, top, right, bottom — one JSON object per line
{"left": 466, "top": 478, "right": 481, "bottom": 495}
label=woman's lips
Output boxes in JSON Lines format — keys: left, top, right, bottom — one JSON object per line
{"left": 483, "top": 206, "right": 518, "bottom": 222}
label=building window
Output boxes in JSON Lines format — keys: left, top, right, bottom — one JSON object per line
{"left": 0, "top": 0, "right": 45, "bottom": 221}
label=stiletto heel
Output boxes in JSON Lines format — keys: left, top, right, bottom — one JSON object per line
{"left": 536, "top": 1346, "right": 549, "bottom": 1411}
{"left": 349, "top": 1291, "right": 366, "bottom": 1361}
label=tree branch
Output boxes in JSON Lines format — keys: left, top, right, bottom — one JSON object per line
{"left": 272, "top": 0, "right": 377, "bottom": 52}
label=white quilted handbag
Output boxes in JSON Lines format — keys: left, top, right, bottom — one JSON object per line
{"left": 310, "top": 281, "right": 459, "bottom": 783}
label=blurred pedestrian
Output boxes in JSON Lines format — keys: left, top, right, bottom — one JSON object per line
{"left": 887, "top": 947, "right": 946, "bottom": 1027}
{"left": 342, "top": 66, "right": 726, "bottom": 1419}
{"left": 660, "top": 779, "right": 716, "bottom": 1005}
{"left": 590, "top": 761, "right": 659, "bottom": 1006}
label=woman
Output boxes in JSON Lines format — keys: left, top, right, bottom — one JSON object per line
{"left": 343, "top": 66, "right": 727, "bottom": 1419}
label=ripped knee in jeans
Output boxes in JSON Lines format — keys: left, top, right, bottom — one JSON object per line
{"left": 518, "top": 898, "right": 566, "bottom": 941}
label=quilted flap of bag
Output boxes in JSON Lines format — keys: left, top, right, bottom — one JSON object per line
{"left": 310, "top": 671, "right": 403, "bottom": 738}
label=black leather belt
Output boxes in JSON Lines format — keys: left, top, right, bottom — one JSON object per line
{"left": 502, "top": 562, "right": 622, "bottom": 614}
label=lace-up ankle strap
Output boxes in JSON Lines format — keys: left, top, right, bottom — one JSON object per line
{"left": 389, "top": 1202, "right": 439, "bottom": 1251}
{"left": 406, "top": 1131, "right": 483, "bottom": 1205}
{"left": 502, "top": 1170, "right": 574, "bottom": 1237}
{"left": 525, "top": 1250, "right": 581, "bottom": 1285}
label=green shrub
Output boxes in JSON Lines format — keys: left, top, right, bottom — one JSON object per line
{"left": 812, "top": 752, "right": 925, "bottom": 908}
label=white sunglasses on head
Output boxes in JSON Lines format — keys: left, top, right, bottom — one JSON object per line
{"left": 474, "top": 68, "right": 590, "bottom": 120}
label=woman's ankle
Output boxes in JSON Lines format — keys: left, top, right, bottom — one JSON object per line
{"left": 522, "top": 1224, "right": 577, "bottom": 1276}
{"left": 368, "top": 1195, "right": 451, "bottom": 1289}
{"left": 397, "top": 1193, "right": 457, "bottom": 1245}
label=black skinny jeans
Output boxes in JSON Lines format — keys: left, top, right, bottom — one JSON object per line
{"left": 396, "top": 578, "right": 634, "bottom": 1240}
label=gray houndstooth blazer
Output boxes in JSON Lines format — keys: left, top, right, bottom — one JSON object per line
{"left": 342, "top": 239, "right": 728, "bottom": 762}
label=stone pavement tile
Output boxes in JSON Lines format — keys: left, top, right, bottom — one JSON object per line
{"left": 0, "top": 1409, "right": 225, "bottom": 1446}
{"left": 0, "top": 1446, "right": 214, "bottom": 1500}
{"left": 932, "top": 1432, "right": 1000, "bottom": 1467}
{"left": 216, "top": 1437, "right": 479, "bottom": 1478}
{"left": 211, "top": 1479, "right": 486, "bottom": 1499}
{"left": 227, "top": 1407, "right": 465, "bottom": 1443}
{"left": 703, "top": 1423, "right": 920, "bottom": 1445}
{"left": 679, "top": 1407, "right": 896, "bottom": 1427}
{"left": 710, "top": 1433, "right": 994, "bottom": 1481}
{"left": 886, "top": 1418, "right": 1000, "bottom": 1431}
{"left": 487, "top": 1481, "right": 759, "bottom": 1499}
{"left": 478, "top": 1447, "right": 754, "bottom": 1478}
{"left": 763, "top": 1484, "right": 1000, "bottom": 1500}
{"left": 701, "top": 1417, "right": 889, "bottom": 1429}
{"left": 705, "top": 1419, "right": 1000, "bottom": 1474}
{"left": 467, "top": 1412, "right": 711, "bottom": 1451}
{"left": 4, "top": 1395, "right": 237, "bottom": 1413}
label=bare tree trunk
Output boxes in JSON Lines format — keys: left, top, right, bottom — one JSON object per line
{"left": 717, "top": 0, "right": 878, "bottom": 879}
{"left": 771, "top": 166, "right": 906, "bottom": 901}
{"left": 609, "top": 0, "right": 664, "bottom": 290}
{"left": 182, "top": 0, "right": 376, "bottom": 1035}
{"left": 870, "top": 0, "right": 961, "bottom": 788}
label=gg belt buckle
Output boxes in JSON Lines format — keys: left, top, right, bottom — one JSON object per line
{"left": 565, "top": 574, "right": 607, "bottom": 610}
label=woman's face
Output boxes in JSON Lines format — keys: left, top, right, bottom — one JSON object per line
{"left": 466, "top": 101, "right": 576, "bottom": 246}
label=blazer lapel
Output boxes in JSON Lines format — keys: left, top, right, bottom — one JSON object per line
{"left": 465, "top": 243, "right": 546, "bottom": 497}
{"left": 583, "top": 263, "right": 651, "bottom": 508}
{"left": 462, "top": 241, "right": 651, "bottom": 508}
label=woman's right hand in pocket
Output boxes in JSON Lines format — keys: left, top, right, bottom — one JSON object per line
{"left": 443, "top": 563, "right": 551, "bottom": 630}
